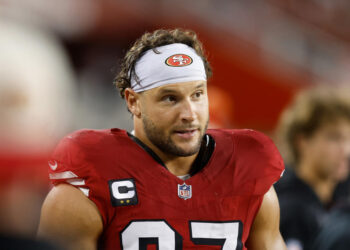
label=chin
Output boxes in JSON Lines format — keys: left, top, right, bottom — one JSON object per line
{"left": 175, "top": 145, "right": 201, "bottom": 157}
{"left": 166, "top": 133, "right": 204, "bottom": 156}
{"left": 175, "top": 150, "right": 199, "bottom": 157}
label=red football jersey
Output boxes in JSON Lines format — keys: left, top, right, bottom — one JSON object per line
{"left": 49, "top": 128, "right": 284, "bottom": 250}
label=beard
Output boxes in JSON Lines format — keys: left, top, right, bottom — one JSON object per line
{"left": 142, "top": 115, "right": 208, "bottom": 157}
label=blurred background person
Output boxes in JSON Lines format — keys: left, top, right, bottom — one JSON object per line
{"left": 0, "top": 10, "right": 75, "bottom": 250}
{"left": 275, "top": 86, "right": 350, "bottom": 250}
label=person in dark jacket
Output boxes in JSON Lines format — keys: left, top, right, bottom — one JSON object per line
{"left": 311, "top": 199, "right": 350, "bottom": 250}
{"left": 275, "top": 86, "right": 350, "bottom": 250}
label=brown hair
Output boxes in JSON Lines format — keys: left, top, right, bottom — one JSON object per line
{"left": 114, "top": 28, "right": 212, "bottom": 98}
{"left": 276, "top": 85, "right": 350, "bottom": 165}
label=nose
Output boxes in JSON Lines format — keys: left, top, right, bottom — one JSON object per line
{"left": 179, "top": 99, "right": 196, "bottom": 123}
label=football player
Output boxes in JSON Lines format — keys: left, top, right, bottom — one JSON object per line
{"left": 38, "top": 28, "right": 286, "bottom": 250}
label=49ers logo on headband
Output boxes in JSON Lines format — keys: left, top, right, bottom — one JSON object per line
{"left": 165, "top": 54, "right": 193, "bottom": 67}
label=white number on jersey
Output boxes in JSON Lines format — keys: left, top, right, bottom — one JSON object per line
{"left": 120, "top": 220, "right": 243, "bottom": 249}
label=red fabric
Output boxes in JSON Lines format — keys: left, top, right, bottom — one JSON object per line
{"left": 49, "top": 128, "right": 284, "bottom": 249}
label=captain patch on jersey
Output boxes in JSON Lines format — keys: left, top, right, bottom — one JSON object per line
{"left": 109, "top": 179, "right": 138, "bottom": 207}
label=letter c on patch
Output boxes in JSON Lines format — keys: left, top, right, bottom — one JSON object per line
{"left": 111, "top": 180, "right": 135, "bottom": 199}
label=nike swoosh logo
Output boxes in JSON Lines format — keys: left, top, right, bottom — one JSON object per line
{"left": 48, "top": 160, "right": 58, "bottom": 171}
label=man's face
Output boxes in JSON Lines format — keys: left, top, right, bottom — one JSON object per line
{"left": 301, "top": 119, "right": 350, "bottom": 181}
{"left": 139, "top": 80, "right": 209, "bottom": 157}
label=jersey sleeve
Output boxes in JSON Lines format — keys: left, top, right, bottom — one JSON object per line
{"left": 233, "top": 129, "right": 285, "bottom": 195}
{"left": 48, "top": 130, "right": 110, "bottom": 226}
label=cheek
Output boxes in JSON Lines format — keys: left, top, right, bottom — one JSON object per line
{"left": 197, "top": 100, "right": 209, "bottom": 119}
{"left": 304, "top": 138, "right": 329, "bottom": 161}
{"left": 143, "top": 104, "right": 168, "bottom": 121}
{"left": 312, "top": 140, "right": 341, "bottom": 165}
{"left": 149, "top": 109, "right": 177, "bottom": 130}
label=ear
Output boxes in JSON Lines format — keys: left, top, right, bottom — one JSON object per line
{"left": 125, "top": 88, "right": 141, "bottom": 117}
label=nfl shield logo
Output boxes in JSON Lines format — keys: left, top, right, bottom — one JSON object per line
{"left": 178, "top": 183, "right": 192, "bottom": 200}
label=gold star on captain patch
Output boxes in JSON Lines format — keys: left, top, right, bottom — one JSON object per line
{"left": 120, "top": 200, "right": 124, "bottom": 204}
{"left": 126, "top": 200, "right": 130, "bottom": 203}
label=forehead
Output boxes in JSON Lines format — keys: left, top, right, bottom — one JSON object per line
{"left": 147, "top": 80, "right": 207, "bottom": 96}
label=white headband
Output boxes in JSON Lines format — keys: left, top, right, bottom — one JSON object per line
{"left": 130, "top": 43, "right": 207, "bottom": 92}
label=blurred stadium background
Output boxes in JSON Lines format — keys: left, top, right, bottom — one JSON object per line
{"left": 0, "top": 0, "right": 349, "bottom": 241}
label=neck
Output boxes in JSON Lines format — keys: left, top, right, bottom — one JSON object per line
{"left": 296, "top": 161, "right": 337, "bottom": 204}
{"left": 155, "top": 151, "right": 198, "bottom": 176}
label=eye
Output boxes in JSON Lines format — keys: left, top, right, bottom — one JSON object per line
{"left": 162, "top": 95, "right": 177, "bottom": 103}
{"left": 193, "top": 91, "right": 203, "bottom": 99}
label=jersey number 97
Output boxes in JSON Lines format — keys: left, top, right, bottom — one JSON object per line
{"left": 120, "top": 220, "right": 243, "bottom": 249}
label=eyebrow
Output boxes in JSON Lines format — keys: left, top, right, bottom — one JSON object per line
{"left": 158, "top": 83, "right": 205, "bottom": 95}
{"left": 194, "top": 83, "right": 205, "bottom": 89}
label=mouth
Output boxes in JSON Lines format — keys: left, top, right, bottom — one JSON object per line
{"left": 173, "top": 128, "right": 199, "bottom": 139}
